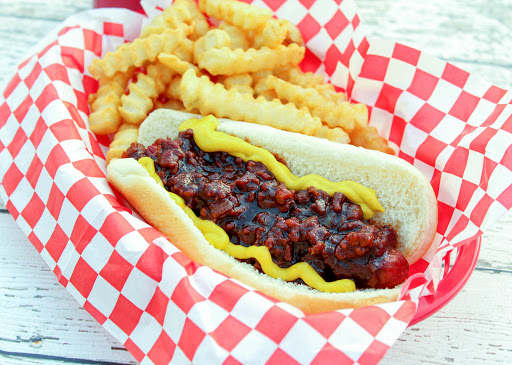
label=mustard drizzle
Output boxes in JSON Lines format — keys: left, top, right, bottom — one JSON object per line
{"left": 138, "top": 115, "right": 386, "bottom": 293}
{"left": 178, "top": 116, "right": 383, "bottom": 220}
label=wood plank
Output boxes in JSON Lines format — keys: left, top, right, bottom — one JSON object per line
{"left": 0, "top": 17, "right": 60, "bottom": 91}
{"left": 383, "top": 270, "right": 512, "bottom": 364}
{"left": 0, "top": 0, "right": 91, "bottom": 21}
{"left": 357, "top": 0, "right": 512, "bottom": 68}
{"left": 442, "top": 62, "right": 512, "bottom": 91}
{"left": 357, "top": 0, "right": 512, "bottom": 90}
{"left": 0, "top": 0, "right": 91, "bottom": 91}
{"left": 1, "top": 353, "right": 131, "bottom": 365}
{"left": 1, "top": 0, "right": 511, "bottom": 364}
{"left": 479, "top": 210, "right": 512, "bottom": 273}
{"left": 2, "top": 2, "right": 512, "bottom": 92}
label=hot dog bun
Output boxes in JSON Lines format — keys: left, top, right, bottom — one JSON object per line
{"left": 107, "top": 109, "right": 438, "bottom": 313}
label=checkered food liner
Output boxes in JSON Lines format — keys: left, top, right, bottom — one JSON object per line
{"left": 0, "top": 0, "right": 511, "bottom": 363}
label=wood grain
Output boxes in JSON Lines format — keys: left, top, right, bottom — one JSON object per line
{"left": 0, "top": 17, "right": 57, "bottom": 92}
{"left": 0, "top": 0, "right": 91, "bottom": 20}
{"left": 384, "top": 274, "right": 512, "bottom": 364}
{"left": 0, "top": 0, "right": 511, "bottom": 364}
{"left": 357, "top": 0, "right": 512, "bottom": 89}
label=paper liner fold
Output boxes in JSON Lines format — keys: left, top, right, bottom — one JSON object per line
{"left": 1, "top": 0, "right": 511, "bottom": 363}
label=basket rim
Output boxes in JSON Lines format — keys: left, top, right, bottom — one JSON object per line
{"left": 409, "top": 236, "right": 481, "bottom": 326}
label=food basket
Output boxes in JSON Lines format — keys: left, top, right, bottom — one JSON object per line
{"left": 410, "top": 236, "right": 481, "bottom": 326}
{"left": 1, "top": 0, "right": 510, "bottom": 363}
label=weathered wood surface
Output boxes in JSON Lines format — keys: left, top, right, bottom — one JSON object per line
{"left": 1, "top": 0, "right": 511, "bottom": 364}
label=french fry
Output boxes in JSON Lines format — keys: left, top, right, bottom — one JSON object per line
{"left": 252, "top": 19, "right": 287, "bottom": 49}
{"left": 251, "top": 69, "right": 273, "bottom": 82}
{"left": 88, "top": 25, "right": 190, "bottom": 80}
{"left": 275, "top": 66, "right": 324, "bottom": 89}
{"left": 180, "top": 69, "right": 321, "bottom": 135}
{"left": 253, "top": 77, "right": 278, "bottom": 101}
{"left": 166, "top": 76, "right": 183, "bottom": 100}
{"left": 174, "top": 38, "right": 194, "bottom": 63}
{"left": 106, "top": 123, "right": 139, "bottom": 164}
{"left": 313, "top": 124, "right": 350, "bottom": 144}
{"left": 154, "top": 98, "right": 187, "bottom": 111}
{"left": 197, "top": 43, "right": 305, "bottom": 75}
{"left": 146, "top": 62, "right": 176, "bottom": 93}
{"left": 180, "top": 0, "right": 209, "bottom": 39}
{"left": 282, "top": 20, "right": 304, "bottom": 46}
{"left": 164, "top": 76, "right": 201, "bottom": 114}
{"left": 88, "top": 69, "right": 134, "bottom": 135}
{"left": 198, "top": 0, "right": 272, "bottom": 31}
{"left": 118, "top": 63, "right": 176, "bottom": 125}
{"left": 252, "top": 69, "right": 277, "bottom": 100}
{"left": 218, "top": 21, "right": 250, "bottom": 50}
{"left": 158, "top": 53, "right": 200, "bottom": 75}
{"left": 140, "top": 0, "right": 192, "bottom": 38}
{"left": 265, "top": 75, "right": 366, "bottom": 132}
{"left": 88, "top": 90, "right": 97, "bottom": 106}
{"left": 349, "top": 126, "right": 395, "bottom": 155}
{"left": 315, "top": 83, "right": 347, "bottom": 104}
{"left": 88, "top": 0, "right": 392, "bottom": 157}
{"left": 275, "top": 67, "right": 347, "bottom": 104}
{"left": 222, "top": 73, "right": 253, "bottom": 94}
{"left": 193, "top": 29, "right": 232, "bottom": 62}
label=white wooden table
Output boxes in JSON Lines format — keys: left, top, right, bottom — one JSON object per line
{"left": 1, "top": 1, "right": 511, "bottom": 364}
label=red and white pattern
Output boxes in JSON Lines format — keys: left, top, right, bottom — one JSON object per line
{"left": 1, "top": 1, "right": 511, "bottom": 364}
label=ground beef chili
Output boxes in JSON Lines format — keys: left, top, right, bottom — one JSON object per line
{"left": 123, "top": 129, "right": 409, "bottom": 289}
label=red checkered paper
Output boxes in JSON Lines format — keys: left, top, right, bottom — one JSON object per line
{"left": 1, "top": 0, "right": 511, "bottom": 363}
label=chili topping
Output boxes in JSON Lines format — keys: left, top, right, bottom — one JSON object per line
{"left": 123, "top": 121, "right": 409, "bottom": 290}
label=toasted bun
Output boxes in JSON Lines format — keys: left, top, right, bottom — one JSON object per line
{"left": 108, "top": 109, "right": 438, "bottom": 313}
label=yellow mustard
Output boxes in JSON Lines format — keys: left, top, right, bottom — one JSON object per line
{"left": 178, "top": 116, "right": 383, "bottom": 220}
{"left": 138, "top": 115, "right": 385, "bottom": 293}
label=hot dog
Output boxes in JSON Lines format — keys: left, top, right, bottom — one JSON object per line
{"left": 107, "top": 109, "right": 438, "bottom": 313}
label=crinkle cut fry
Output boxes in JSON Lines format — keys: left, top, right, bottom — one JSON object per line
{"left": 282, "top": 20, "right": 304, "bottom": 46}
{"left": 166, "top": 75, "right": 201, "bottom": 114}
{"left": 106, "top": 123, "right": 139, "bottom": 164}
{"left": 315, "top": 83, "right": 348, "bottom": 104}
{"left": 313, "top": 124, "right": 350, "bottom": 144}
{"left": 218, "top": 21, "right": 249, "bottom": 50}
{"left": 275, "top": 67, "right": 347, "bottom": 104}
{"left": 174, "top": 38, "right": 194, "bottom": 63}
{"left": 193, "top": 29, "right": 232, "bottom": 63}
{"left": 222, "top": 73, "right": 253, "bottom": 94}
{"left": 180, "top": 0, "right": 209, "bottom": 39}
{"left": 265, "top": 75, "right": 367, "bottom": 132}
{"left": 155, "top": 98, "right": 187, "bottom": 112}
{"left": 275, "top": 66, "right": 324, "bottom": 88}
{"left": 180, "top": 69, "right": 321, "bottom": 135}
{"left": 197, "top": 44, "right": 305, "bottom": 76}
{"left": 139, "top": 0, "right": 192, "bottom": 38}
{"left": 118, "top": 63, "right": 176, "bottom": 125}
{"left": 349, "top": 126, "right": 395, "bottom": 155}
{"left": 198, "top": 0, "right": 272, "bottom": 31}
{"left": 253, "top": 78, "right": 278, "bottom": 101}
{"left": 88, "top": 69, "right": 134, "bottom": 135}
{"left": 158, "top": 53, "right": 200, "bottom": 75}
{"left": 165, "top": 76, "right": 182, "bottom": 101}
{"left": 252, "top": 19, "right": 287, "bottom": 49}
{"left": 88, "top": 25, "right": 190, "bottom": 80}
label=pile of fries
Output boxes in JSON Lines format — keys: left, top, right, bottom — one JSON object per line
{"left": 87, "top": 0, "right": 394, "bottom": 164}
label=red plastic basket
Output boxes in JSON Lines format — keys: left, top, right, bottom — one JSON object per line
{"left": 92, "top": 0, "right": 482, "bottom": 327}
{"left": 409, "top": 237, "right": 481, "bottom": 326}
{"left": 93, "top": 0, "right": 143, "bottom": 12}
